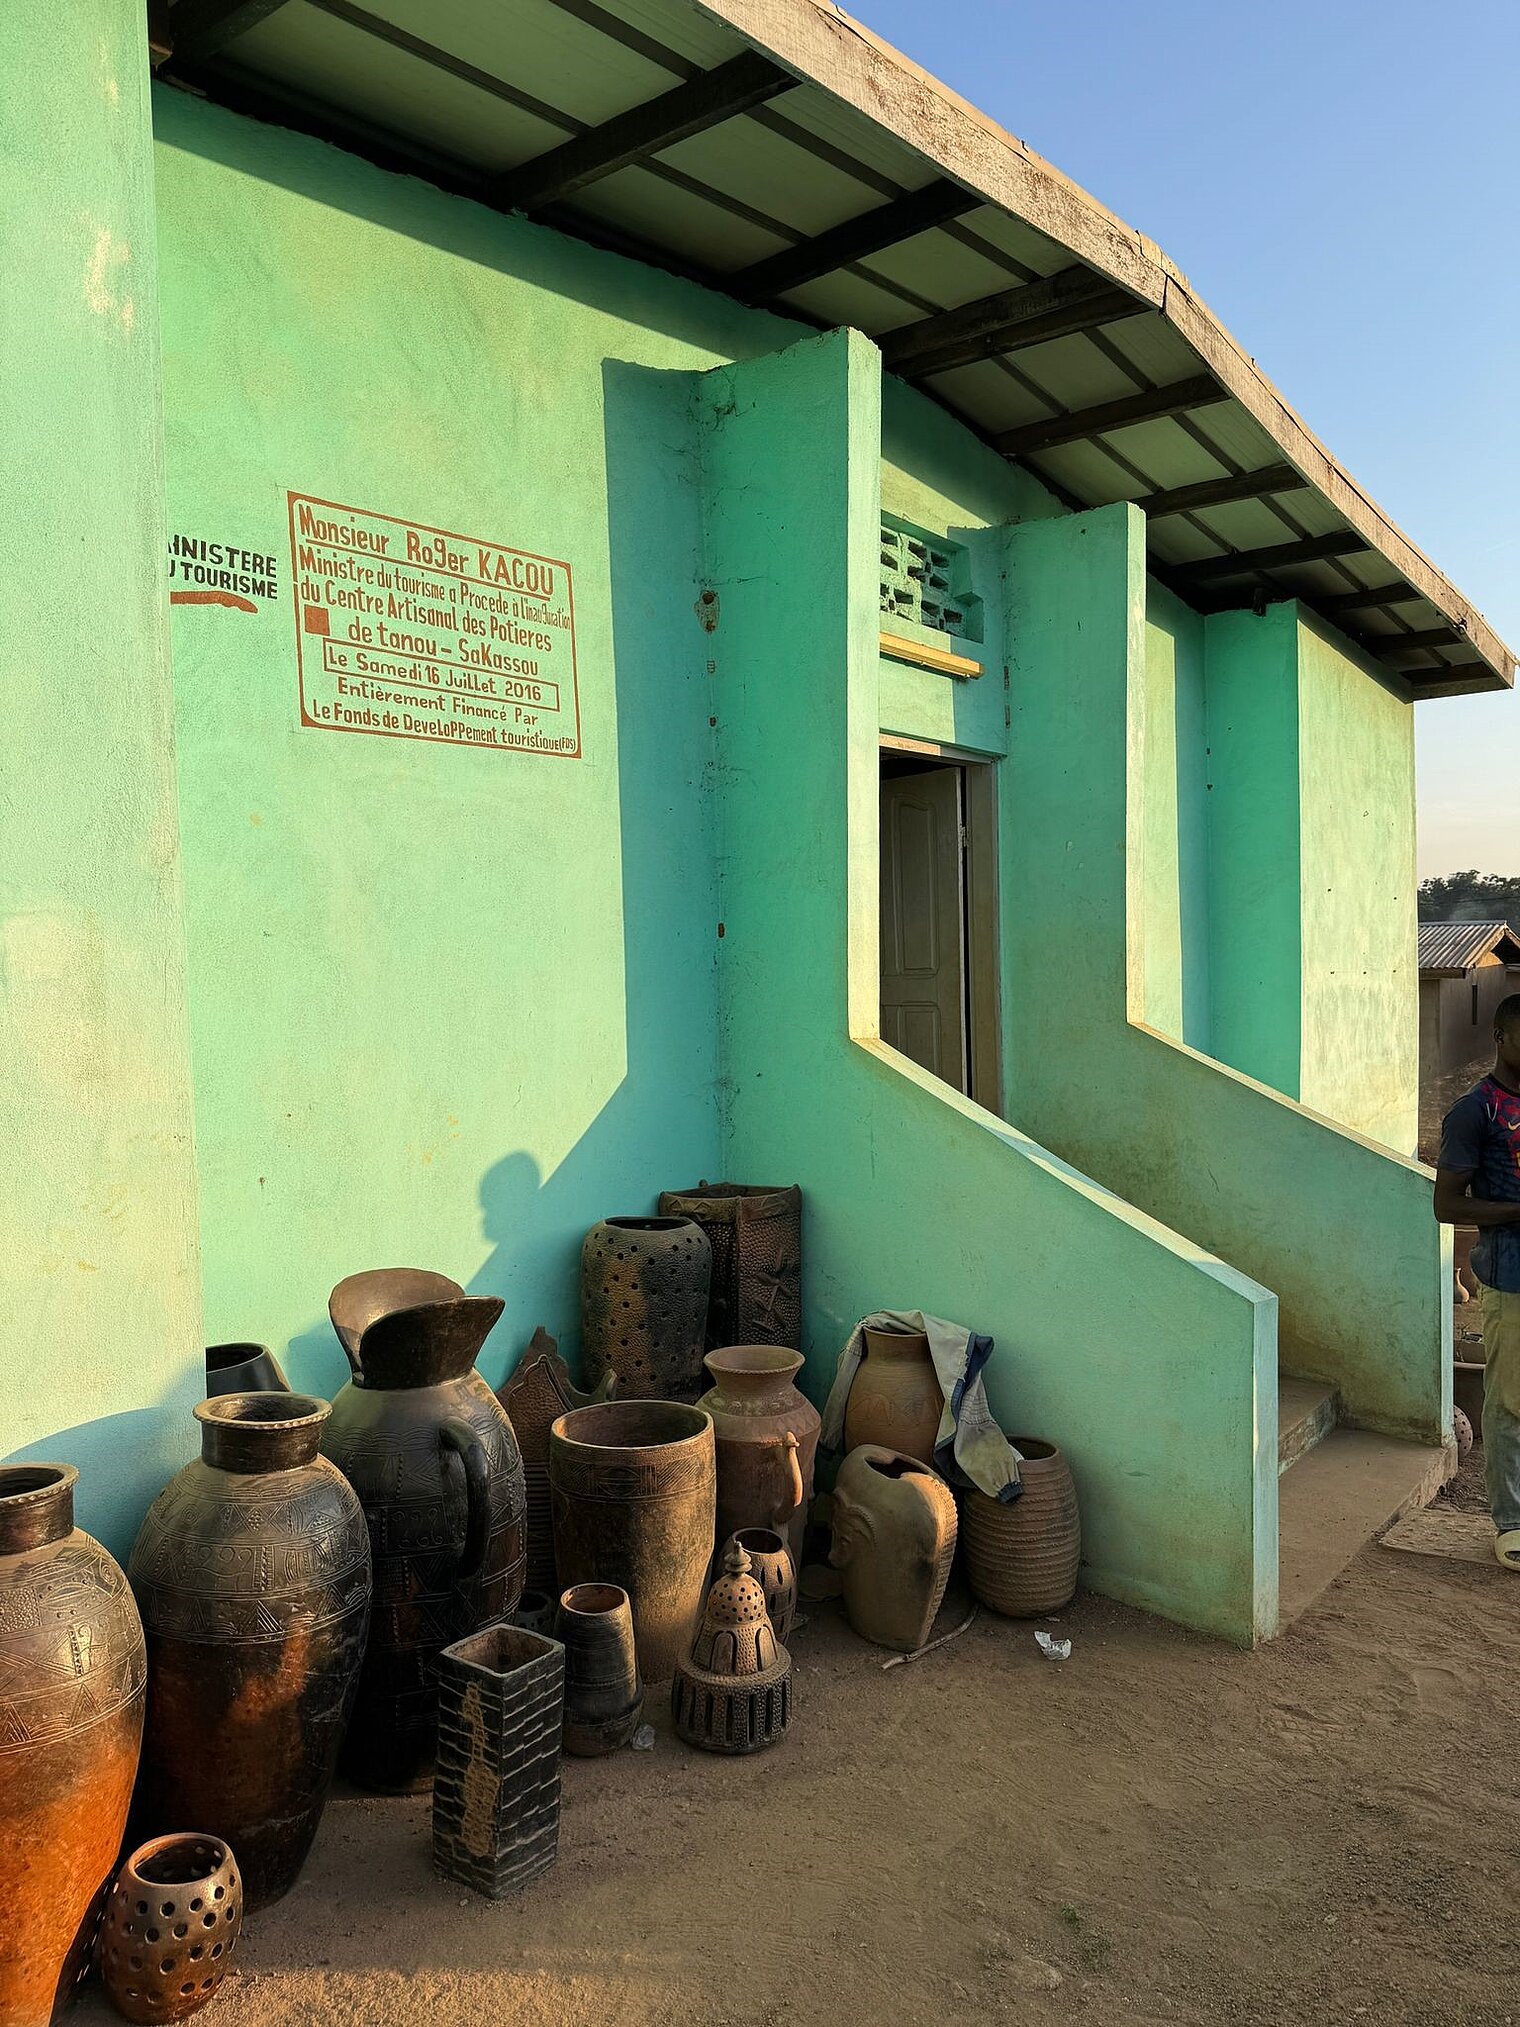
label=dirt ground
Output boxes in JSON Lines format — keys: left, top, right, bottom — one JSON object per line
{"left": 76, "top": 1453, "right": 1519, "bottom": 2027}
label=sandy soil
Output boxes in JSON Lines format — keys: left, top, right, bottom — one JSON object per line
{"left": 76, "top": 1459, "right": 1519, "bottom": 2027}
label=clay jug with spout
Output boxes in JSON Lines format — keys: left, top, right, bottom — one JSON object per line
{"left": 696, "top": 1345, "right": 820, "bottom": 1562}
{"left": 321, "top": 1275, "right": 526, "bottom": 1792}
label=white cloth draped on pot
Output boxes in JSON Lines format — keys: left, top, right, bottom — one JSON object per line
{"left": 820, "top": 1310, "right": 1023, "bottom": 1502}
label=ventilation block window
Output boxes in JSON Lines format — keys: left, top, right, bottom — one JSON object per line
{"left": 879, "top": 515, "right": 984, "bottom": 643}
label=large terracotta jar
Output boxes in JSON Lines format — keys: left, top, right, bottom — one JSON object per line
{"left": 657, "top": 1184, "right": 802, "bottom": 1351}
{"left": 127, "top": 1395, "right": 372, "bottom": 1907}
{"left": 580, "top": 1217, "right": 711, "bottom": 1403}
{"left": 961, "top": 1438, "right": 1081, "bottom": 1617}
{"left": 0, "top": 1463, "right": 146, "bottom": 2027}
{"left": 842, "top": 1327, "right": 943, "bottom": 1465}
{"left": 696, "top": 1346, "right": 820, "bottom": 1562}
{"left": 829, "top": 1444, "right": 957, "bottom": 1652}
{"left": 321, "top": 1289, "right": 527, "bottom": 1793}
{"left": 549, "top": 1400, "right": 715, "bottom": 1682}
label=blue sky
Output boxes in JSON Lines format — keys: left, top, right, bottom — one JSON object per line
{"left": 854, "top": 0, "right": 1519, "bottom": 877}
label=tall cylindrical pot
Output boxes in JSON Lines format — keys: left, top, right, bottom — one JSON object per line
{"left": 580, "top": 1217, "right": 711, "bottom": 1403}
{"left": 320, "top": 1295, "right": 527, "bottom": 1793}
{"left": 549, "top": 1401, "right": 715, "bottom": 1682}
{"left": 842, "top": 1328, "right": 942, "bottom": 1465}
{"left": 556, "top": 1583, "right": 643, "bottom": 1756}
{"left": 0, "top": 1464, "right": 146, "bottom": 2027}
{"left": 961, "top": 1439, "right": 1080, "bottom": 1617}
{"left": 696, "top": 1346, "right": 820, "bottom": 1563}
{"left": 657, "top": 1184, "right": 802, "bottom": 1351}
{"left": 127, "top": 1395, "right": 371, "bottom": 1907}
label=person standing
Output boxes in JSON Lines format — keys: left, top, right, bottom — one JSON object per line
{"left": 1434, "top": 994, "right": 1520, "bottom": 1567}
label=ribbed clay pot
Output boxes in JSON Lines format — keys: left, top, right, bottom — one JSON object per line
{"left": 549, "top": 1400, "right": 715, "bottom": 1683}
{"left": 497, "top": 1329, "right": 616, "bottom": 1594}
{"left": 580, "top": 1217, "right": 711, "bottom": 1403}
{"left": 321, "top": 1285, "right": 527, "bottom": 1793}
{"left": 127, "top": 1395, "right": 371, "bottom": 1907}
{"left": 697, "top": 1345, "right": 820, "bottom": 1564}
{"left": 433, "top": 1623, "right": 564, "bottom": 1898}
{"left": 657, "top": 1183, "right": 803, "bottom": 1351}
{"left": 961, "top": 1439, "right": 1081, "bottom": 1617}
{"left": 203, "top": 1342, "right": 288, "bottom": 1397}
{"left": 97, "top": 1834, "right": 242, "bottom": 2023}
{"left": 556, "top": 1583, "right": 643, "bottom": 1756}
{"left": 724, "top": 1527, "right": 797, "bottom": 1642}
{"left": 842, "top": 1328, "right": 942, "bottom": 1465}
{"left": 830, "top": 1444, "right": 957, "bottom": 1652}
{"left": 0, "top": 1464, "right": 146, "bottom": 2027}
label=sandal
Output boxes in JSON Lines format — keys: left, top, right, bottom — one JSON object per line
{"left": 1495, "top": 1531, "right": 1520, "bottom": 1570}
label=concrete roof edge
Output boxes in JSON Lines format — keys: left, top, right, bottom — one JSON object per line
{"left": 689, "top": 0, "right": 1515, "bottom": 693}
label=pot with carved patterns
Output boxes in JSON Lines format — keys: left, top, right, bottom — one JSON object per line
{"left": 321, "top": 1280, "right": 527, "bottom": 1793}
{"left": 128, "top": 1394, "right": 371, "bottom": 1908}
{"left": 0, "top": 1463, "right": 147, "bottom": 2027}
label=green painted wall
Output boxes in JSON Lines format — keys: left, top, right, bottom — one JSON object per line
{"left": 151, "top": 91, "right": 811, "bottom": 1395}
{"left": 0, "top": 2, "right": 203, "bottom": 1553}
{"left": 706, "top": 334, "right": 1276, "bottom": 1643}
{"left": 1003, "top": 505, "right": 1447, "bottom": 1441}
{"left": 1139, "top": 583, "right": 1212, "bottom": 1048}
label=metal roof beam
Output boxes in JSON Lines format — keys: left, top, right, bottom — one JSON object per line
{"left": 1171, "top": 531, "right": 1371, "bottom": 586}
{"left": 494, "top": 51, "right": 795, "bottom": 212}
{"left": 733, "top": 178, "right": 979, "bottom": 299}
{"left": 879, "top": 267, "right": 1144, "bottom": 380}
{"left": 1135, "top": 462, "right": 1305, "bottom": 521}
{"left": 992, "top": 375, "right": 1226, "bottom": 457}
{"left": 1373, "top": 628, "right": 1467, "bottom": 658}
{"left": 1316, "top": 582, "right": 1423, "bottom": 617}
{"left": 165, "top": 0, "right": 291, "bottom": 63}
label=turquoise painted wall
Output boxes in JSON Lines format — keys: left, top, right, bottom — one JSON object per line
{"left": 0, "top": 2, "right": 203, "bottom": 1554}
{"left": 1139, "top": 583, "right": 1212, "bottom": 1049}
{"left": 1003, "top": 505, "right": 1447, "bottom": 1441}
{"left": 151, "top": 92, "right": 811, "bottom": 1396}
{"left": 706, "top": 334, "right": 1276, "bottom": 1643}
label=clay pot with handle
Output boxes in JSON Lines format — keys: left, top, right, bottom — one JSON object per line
{"left": 320, "top": 1276, "right": 527, "bottom": 1793}
{"left": 697, "top": 1345, "right": 820, "bottom": 1563}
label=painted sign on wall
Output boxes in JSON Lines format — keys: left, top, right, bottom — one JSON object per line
{"left": 287, "top": 494, "right": 580, "bottom": 756}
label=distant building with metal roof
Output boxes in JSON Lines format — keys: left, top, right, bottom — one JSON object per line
{"left": 1418, "top": 921, "right": 1520, "bottom": 977}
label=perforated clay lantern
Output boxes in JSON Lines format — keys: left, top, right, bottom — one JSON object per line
{"left": 671, "top": 1540, "right": 791, "bottom": 1755}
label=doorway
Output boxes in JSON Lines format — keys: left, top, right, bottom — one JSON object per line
{"left": 878, "top": 743, "right": 1000, "bottom": 1108}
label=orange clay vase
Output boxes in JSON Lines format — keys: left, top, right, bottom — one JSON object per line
{"left": 829, "top": 1444, "right": 957, "bottom": 1652}
{"left": 0, "top": 1464, "right": 147, "bottom": 2027}
{"left": 697, "top": 1345, "right": 820, "bottom": 1564}
{"left": 842, "top": 1329, "right": 942, "bottom": 1465}
{"left": 961, "top": 1439, "right": 1080, "bottom": 1617}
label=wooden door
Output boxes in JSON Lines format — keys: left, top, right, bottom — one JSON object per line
{"left": 879, "top": 762, "right": 968, "bottom": 1091}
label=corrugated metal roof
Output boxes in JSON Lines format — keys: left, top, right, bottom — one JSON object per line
{"left": 1418, "top": 921, "right": 1520, "bottom": 974}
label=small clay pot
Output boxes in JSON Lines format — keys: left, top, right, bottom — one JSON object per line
{"left": 98, "top": 1834, "right": 242, "bottom": 2023}
{"left": 724, "top": 1527, "right": 797, "bottom": 1642}
{"left": 511, "top": 1588, "right": 558, "bottom": 1638}
{"left": 830, "top": 1445, "right": 957, "bottom": 1652}
{"left": 961, "top": 1439, "right": 1080, "bottom": 1617}
{"left": 843, "top": 1329, "right": 942, "bottom": 1464}
{"left": 556, "top": 1584, "right": 643, "bottom": 1756}
{"left": 1454, "top": 1360, "right": 1485, "bottom": 1433}
{"left": 1453, "top": 1405, "right": 1475, "bottom": 1464}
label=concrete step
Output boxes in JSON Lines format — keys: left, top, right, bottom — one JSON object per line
{"left": 1278, "top": 1376, "right": 1337, "bottom": 1474}
{"left": 1278, "top": 1426, "right": 1453, "bottom": 1628}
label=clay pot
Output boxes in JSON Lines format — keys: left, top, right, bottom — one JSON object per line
{"left": 556, "top": 1583, "right": 643, "bottom": 1756}
{"left": 97, "top": 1834, "right": 242, "bottom": 2023}
{"left": 842, "top": 1328, "right": 943, "bottom": 1465}
{"left": 203, "top": 1342, "right": 288, "bottom": 1396}
{"left": 498, "top": 1327, "right": 616, "bottom": 1594}
{"left": 1453, "top": 1405, "right": 1475, "bottom": 1464}
{"left": 672, "top": 1541, "right": 791, "bottom": 1755}
{"left": 829, "top": 1445, "right": 957, "bottom": 1652}
{"left": 510, "top": 1588, "right": 558, "bottom": 1637}
{"left": 724, "top": 1527, "right": 797, "bottom": 1641}
{"left": 549, "top": 1400, "right": 716, "bottom": 1682}
{"left": 961, "top": 1439, "right": 1080, "bottom": 1617}
{"left": 1454, "top": 1360, "right": 1486, "bottom": 1433}
{"left": 433, "top": 1623, "right": 564, "bottom": 1898}
{"left": 321, "top": 1287, "right": 527, "bottom": 1793}
{"left": 0, "top": 1464, "right": 146, "bottom": 2027}
{"left": 127, "top": 1395, "right": 371, "bottom": 1907}
{"left": 657, "top": 1183, "right": 803, "bottom": 1351}
{"left": 697, "top": 1345, "right": 820, "bottom": 1563}
{"left": 580, "top": 1217, "right": 712, "bottom": 1403}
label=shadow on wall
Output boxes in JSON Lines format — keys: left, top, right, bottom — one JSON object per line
{"left": 6, "top": 1393, "right": 202, "bottom": 1560}
{"left": 274, "top": 358, "right": 721, "bottom": 1403}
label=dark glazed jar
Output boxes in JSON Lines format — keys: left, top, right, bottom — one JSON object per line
{"left": 203, "top": 1342, "right": 288, "bottom": 1397}
{"left": 321, "top": 1293, "right": 527, "bottom": 1793}
{"left": 128, "top": 1395, "right": 371, "bottom": 1907}
{"left": 0, "top": 1464, "right": 146, "bottom": 2027}
{"left": 580, "top": 1217, "right": 711, "bottom": 1402}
